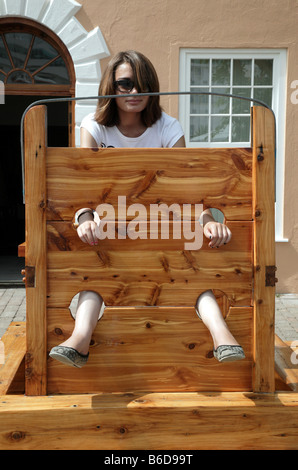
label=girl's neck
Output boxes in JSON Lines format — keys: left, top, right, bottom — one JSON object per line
{"left": 117, "top": 110, "right": 146, "bottom": 138}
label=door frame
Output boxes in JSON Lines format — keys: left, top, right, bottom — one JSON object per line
{"left": 0, "top": 17, "right": 76, "bottom": 145}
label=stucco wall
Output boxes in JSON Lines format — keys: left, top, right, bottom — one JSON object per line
{"left": 76, "top": 0, "right": 298, "bottom": 293}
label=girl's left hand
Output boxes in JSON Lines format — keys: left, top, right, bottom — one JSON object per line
{"left": 203, "top": 221, "right": 232, "bottom": 248}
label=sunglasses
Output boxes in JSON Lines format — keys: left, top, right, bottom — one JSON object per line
{"left": 114, "top": 78, "right": 137, "bottom": 93}
{"left": 114, "top": 78, "right": 150, "bottom": 94}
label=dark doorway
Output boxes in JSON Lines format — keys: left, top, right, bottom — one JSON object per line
{"left": 0, "top": 95, "right": 69, "bottom": 284}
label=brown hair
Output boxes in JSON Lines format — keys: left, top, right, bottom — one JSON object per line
{"left": 94, "top": 50, "right": 162, "bottom": 127}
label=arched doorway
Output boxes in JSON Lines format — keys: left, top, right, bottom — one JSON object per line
{"left": 0, "top": 18, "right": 76, "bottom": 284}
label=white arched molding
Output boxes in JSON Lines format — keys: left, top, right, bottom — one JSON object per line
{"left": 0, "top": 0, "right": 110, "bottom": 145}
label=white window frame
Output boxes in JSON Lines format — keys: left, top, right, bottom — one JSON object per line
{"left": 179, "top": 48, "right": 287, "bottom": 242}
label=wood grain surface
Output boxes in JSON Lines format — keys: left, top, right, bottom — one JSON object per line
{"left": 22, "top": 105, "right": 276, "bottom": 396}
{"left": 47, "top": 306, "right": 252, "bottom": 394}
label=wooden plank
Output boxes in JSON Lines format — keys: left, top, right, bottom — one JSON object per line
{"left": 275, "top": 370, "right": 292, "bottom": 391}
{"left": 46, "top": 147, "right": 253, "bottom": 221}
{"left": 47, "top": 220, "right": 252, "bottom": 252}
{"left": 24, "top": 105, "right": 47, "bottom": 396}
{"left": 18, "top": 242, "right": 25, "bottom": 258}
{"left": 47, "top": 256, "right": 252, "bottom": 307}
{"left": 275, "top": 335, "right": 298, "bottom": 392}
{"left": 0, "top": 392, "right": 298, "bottom": 449}
{"left": 46, "top": 221, "right": 253, "bottom": 307}
{"left": 47, "top": 306, "right": 252, "bottom": 394}
{"left": 0, "top": 323, "right": 25, "bottom": 395}
{"left": 252, "top": 106, "right": 276, "bottom": 393}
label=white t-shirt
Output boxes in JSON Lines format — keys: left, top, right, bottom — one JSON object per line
{"left": 80, "top": 111, "right": 184, "bottom": 148}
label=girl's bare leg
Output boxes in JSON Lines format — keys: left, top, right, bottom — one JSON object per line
{"left": 196, "top": 290, "right": 240, "bottom": 350}
{"left": 59, "top": 290, "right": 103, "bottom": 355}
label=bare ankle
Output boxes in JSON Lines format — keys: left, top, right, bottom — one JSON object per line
{"left": 59, "top": 336, "right": 91, "bottom": 355}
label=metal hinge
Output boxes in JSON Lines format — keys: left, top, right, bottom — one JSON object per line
{"left": 22, "top": 266, "right": 35, "bottom": 288}
{"left": 265, "top": 266, "right": 278, "bottom": 287}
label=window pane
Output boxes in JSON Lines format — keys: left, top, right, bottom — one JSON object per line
{"left": 211, "top": 88, "right": 230, "bottom": 114}
{"left": 253, "top": 87, "right": 272, "bottom": 107}
{"left": 4, "top": 33, "right": 33, "bottom": 69}
{"left": 233, "top": 59, "right": 251, "bottom": 86}
{"left": 212, "top": 59, "right": 230, "bottom": 86}
{"left": 190, "top": 116, "right": 209, "bottom": 142}
{"left": 183, "top": 52, "right": 278, "bottom": 146}
{"left": 190, "top": 87, "right": 209, "bottom": 114}
{"left": 232, "top": 116, "right": 250, "bottom": 142}
{"left": 211, "top": 116, "right": 229, "bottom": 142}
{"left": 254, "top": 59, "right": 273, "bottom": 86}
{"left": 7, "top": 70, "right": 32, "bottom": 84}
{"left": 0, "top": 30, "right": 71, "bottom": 87}
{"left": 27, "top": 36, "right": 60, "bottom": 73}
{"left": 34, "top": 56, "right": 70, "bottom": 84}
{"left": 191, "top": 59, "right": 209, "bottom": 86}
{"left": 232, "top": 87, "right": 251, "bottom": 114}
{"left": 0, "top": 37, "right": 11, "bottom": 73}
{"left": 0, "top": 71, "right": 5, "bottom": 82}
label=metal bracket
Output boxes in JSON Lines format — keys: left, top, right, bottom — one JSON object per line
{"left": 24, "top": 266, "right": 36, "bottom": 288}
{"left": 265, "top": 266, "right": 278, "bottom": 287}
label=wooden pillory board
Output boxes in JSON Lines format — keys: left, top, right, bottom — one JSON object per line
{"left": 24, "top": 104, "right": 275, "bottom": 396}
{"left": 0, "top": 105, "right": 298, "bottom": 450}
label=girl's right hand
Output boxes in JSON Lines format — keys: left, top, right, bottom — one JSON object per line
{"left": 203, "top": 221, "right": 232, "bottom": 248}
{"left": 77, "top": 220, "right": 99, "bottom": 246}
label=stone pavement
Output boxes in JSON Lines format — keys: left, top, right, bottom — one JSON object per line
{"left": 275, "top": 294, "right": 298, "bottom": 343}
{"left": 0, "top": 287, "right": 26, "bottom": 338}
{"left": 0, "top": 287, "right": 297, "bottom": 344}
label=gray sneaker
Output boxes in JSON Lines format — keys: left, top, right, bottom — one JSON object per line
{"left": 49, "top": 346, "right": 89, "bottom": 368}
{"left": 213, "top": 345, "right": 245, "bottom": 363}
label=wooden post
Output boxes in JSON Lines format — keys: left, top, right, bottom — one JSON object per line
{"left": 24, "top": 106, "right": 47, "bottom": 396}
{"left": 252, "top": 106, "right": 276, "bottom": 393}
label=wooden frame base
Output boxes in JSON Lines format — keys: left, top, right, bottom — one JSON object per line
{"left": 0, "top": 391, "right": 298, "bottom": 450}
{"left": 0, "top": 322, "right": 298, "bottom": 450}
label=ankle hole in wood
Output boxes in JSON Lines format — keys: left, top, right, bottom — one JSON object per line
{"left": 196, "top": 289, "right": 230, "bottom": 320}
{"left": 68, "top": 291, "right": 104, "bottom": 321}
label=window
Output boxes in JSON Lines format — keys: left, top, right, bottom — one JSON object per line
{"left": 0, "top": 32, "right": 70, "bottom": 85}
{"left": 179, "top": 49, "right": 287, "bottom": 241}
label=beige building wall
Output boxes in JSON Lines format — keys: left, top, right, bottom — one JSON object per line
{"left": 78, "top": 0, "right": 298, "bottom": 293}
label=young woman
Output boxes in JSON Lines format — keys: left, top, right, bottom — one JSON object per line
{"left": 49, "top": 51, "right": 245, "bottom": 367}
